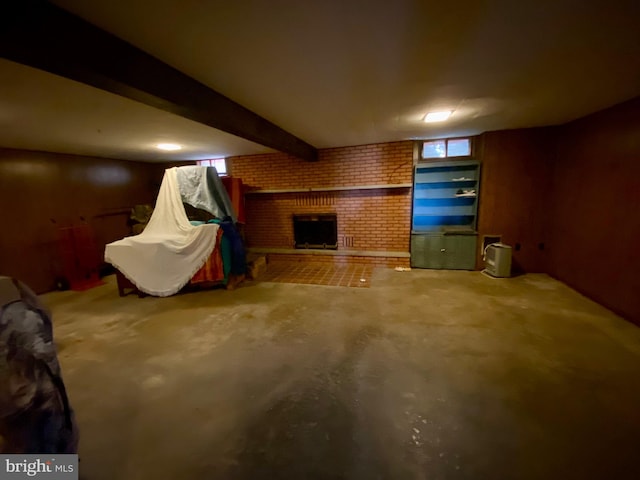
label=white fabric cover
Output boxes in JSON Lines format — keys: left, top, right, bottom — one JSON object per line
{"left": 105, "top": 167, "right": 219, "bottom": 297}
{"left": 176, "top": 165, "right": 237, "bottom": 223}
{"left": 178, "top": 166, "right": 214, "bottom": 213}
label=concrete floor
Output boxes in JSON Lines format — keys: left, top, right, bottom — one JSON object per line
{"left": 42, "top": 270, "right": 640, "bottom": 480}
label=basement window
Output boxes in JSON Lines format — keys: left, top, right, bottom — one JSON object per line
{"left": 422, "top": 138, "right": 471, "bottom": 159}
{"left": 197, "top": 158, "right": 227, "bottom": 175}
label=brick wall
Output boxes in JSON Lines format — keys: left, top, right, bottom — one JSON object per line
{"left": 229, "top": 141, "right": 413, "bottom": 266}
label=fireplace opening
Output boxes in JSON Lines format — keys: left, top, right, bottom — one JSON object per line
{"left": 293, "top": 214, "right": 337, "bottom": 249}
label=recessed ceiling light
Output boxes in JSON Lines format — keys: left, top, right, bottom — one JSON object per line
{"left": 424, "top": 111, "right": 453, "bottom": 123}
{"left": 156, "top": 143, "right": 182, "bottom": 151}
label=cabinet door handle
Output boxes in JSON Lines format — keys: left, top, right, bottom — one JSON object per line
{"left": 440, "top": 248, "right": 446, "bottom": 252}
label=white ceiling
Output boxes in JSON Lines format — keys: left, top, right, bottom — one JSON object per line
{"left": 0, "top": 59, "right": 273, "bottom": 161}
{"left": 2, "top": 0, "right": 639, "bottom": 160}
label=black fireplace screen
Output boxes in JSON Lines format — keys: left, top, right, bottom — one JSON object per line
{"left": 293, "top": 214, "right": 337, "bottom": 249}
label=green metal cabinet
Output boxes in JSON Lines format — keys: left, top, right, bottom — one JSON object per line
{"left": 410, "top": 233, "right": 477, "bottom": 270}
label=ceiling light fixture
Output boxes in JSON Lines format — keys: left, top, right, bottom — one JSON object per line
{"left": 424, "top": 111, "right": 453, "bottom": 123}
{"left": 156, "top": 143, "right": 182, "bottom": 151}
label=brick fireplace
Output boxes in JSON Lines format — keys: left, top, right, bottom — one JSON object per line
{"left": 293, "top": 214, "right": 338, "bottom": 249}
{"left": 229, "top": 141, "right": 414, "bottom": 267}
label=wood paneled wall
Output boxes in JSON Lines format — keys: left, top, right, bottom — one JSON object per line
{"left": 0, "top": 149, "right": 167, "bottom": 293}
{"left": 476, "top": 128, "right": 556, "bottom": 273}
{"left": 549, "top": 97, "right": 640, "bottom": 324}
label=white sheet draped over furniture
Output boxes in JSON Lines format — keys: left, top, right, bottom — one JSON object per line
{"left": 105, "top": 167, "right": 220, "bottom": 297}
{"left": 176, "top": 165, "right": 237, "bottom": 223}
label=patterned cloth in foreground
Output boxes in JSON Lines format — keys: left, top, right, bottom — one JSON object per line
{"left": 0, "top": 276, "right": 78, "bottom": 454}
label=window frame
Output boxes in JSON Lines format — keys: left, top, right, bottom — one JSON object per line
{"left": 196, "top": 158, "right": 228, "bottom": 176}
{"left": 420, "top": 137, "right": 473, "bottom": 161}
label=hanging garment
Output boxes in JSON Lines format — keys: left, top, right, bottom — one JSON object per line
{"left": 105, "top": 167, "right": 219, "bottom": 296}
{"left": 218, "top": 221, "right": 247, "bottom": 275}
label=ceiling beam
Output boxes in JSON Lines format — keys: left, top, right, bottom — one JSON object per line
{"left": 0, "top": 0, "right": 318, "bottom": 161}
